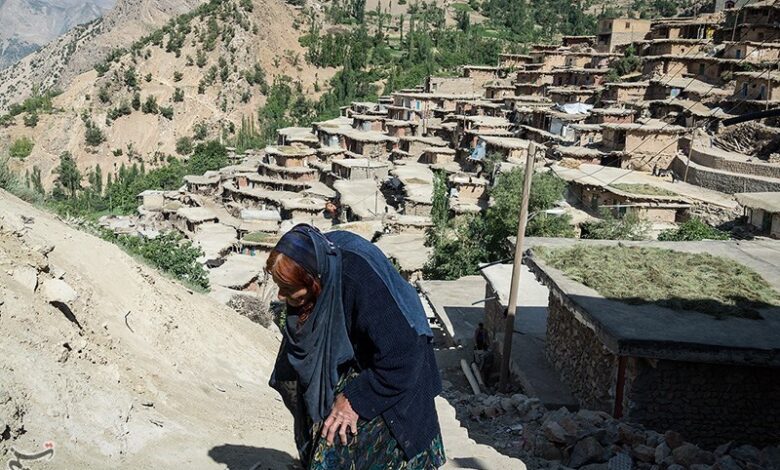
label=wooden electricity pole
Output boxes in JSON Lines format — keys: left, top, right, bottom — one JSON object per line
{"left": 498, "top": 142, "right": 536, "bottom": 392}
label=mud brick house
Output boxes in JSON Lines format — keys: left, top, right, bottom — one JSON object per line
{"left": 498, "top": 53, "right": 533, "bottom": 69}
{"left": 483, "top": 80, "right": 516, "bottom": 100}
{"left": 735, "top": 192, "right": 780, "bottom": 238}
{"left": 648, "top": 15, "right": 720, "bottom": 40}
{"left": 173, "top": 207, "right": 219, "bottom": 234}
{"left": 551, "top": 68, "right": 608, "bottom": 87}
{"left": 601, "top": 82, "right": 650, "bottom": 105}
{"left": 276, "top": 127, "right": 319, "bottom": 147}
{"left": 524, "top": 243, "right": 780, "bottom": 448}
{"left": 601, "top": 120, "right": 686, "bottom": 170}
{"left": 722, "top": 41, "right": 780, "bottom": 62}
{"left": 596, "top": 18, "right": 652, "bottom": 53}
{"left": 331, "top": 158, "right": 390, "bottom": 181}
{"left": 733, "top": 71, "right": 780, "bottom": 101}
{"left": 184, "top": 173, "right": 221, "bottom": 196}
{"left": 546, "top": 86, "right": 602, "bottom": 105}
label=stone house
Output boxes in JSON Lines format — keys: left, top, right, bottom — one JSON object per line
{"left": 173, "top": 207, "right": 219, "bottom": 234}
{"left": 644, "top": 38, "right": 711, "bottom": 57}
{"left": 484, "top": 80, "right": 516, "bottom": 100}
{"left": 352, "top": 114, "right": 386, "bottom": 132}
{"left": 425, "top": 76, "right": 481, "bottom": 94}
{"left": 498, "top": 53, "right": 533, "bottom": 69}
{"left": 331, "top": 158, "right": 390, "bottom": 181}
{"left": 601, "top": 82, "right": 650, "bottom": 105}
{"left": 722, "top": 41, "right": 780, "bottom": 62}
{"left": 184, "top": 173, "right": 221, "bottom": 196}
{"left": 601, "top": 121, "right": 686, "bottom": 169}
{"left": 419, "top": 147, "right": 457, "bottom": 166}
{"left": 280, "top": 196, "right": 328, "bottom": 229}
{"left": 384, "top": 119, "right": 417, "bottom": 138}
{"left": 529, "top": 48, "right": 568, "bottom": 71}
{"left": 524, "top": 247, "right": 780, "bottom": 448}
{"left": 735, "top": 192, "right": 780, "bottom": 238}
{"left": 551, "top": 68, "right": 608, "bottom": 87}
{"left": 448, "top": 174, "right": 488, "bottom": 202}
{"left": 562, "top": 35, "right": 596, "bottom": 47}
{"left": 462, "top": 65, "right": 504, "bottom": 81}
{"left": 546, "top": 86, "right": 601, "bottom": 105}
{"left": 137, "top": 190, "right": 165, "bottom": 212}
{"left": 596, "top": 18, "right": 652, "bottom": 53}
{"left": 276, "top": 127, "right": 319, "bottom": 147}
{"left": 733, "top": 72, "right": 780, "bottom": 101}
{"left": 587, "top": 108, "right": 635, "bottom": 125}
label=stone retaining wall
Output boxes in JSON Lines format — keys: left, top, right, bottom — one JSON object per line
{"left": 625, "top": 358, "right": 780, "bottom": 448}
{"left": 690, "top": 146, "right": 780, "bottom": 180}
{"left": 545, "top": 294, "right": 617, "bottom": 413}
{"left": 671, "top": 156, "right": 780, "bottom": 193}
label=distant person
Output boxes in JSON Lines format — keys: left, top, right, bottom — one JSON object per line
{"left": 474, "top": 323, "right": 489, "bottom": 351}
{"left": 324, "top": 200, "right": 341, "bottom": 224}
{"left": 267, "top": 224, "right": 445, "bottom": 469}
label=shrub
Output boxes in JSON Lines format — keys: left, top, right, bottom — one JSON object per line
{"left": 159, "top": 106, "right": 174, "bottom": 120}
{"left": 142, "top": 95, "right": 159, "bottom": 114}
{"left": 98, "top": 87, "right": 111, "bottom": 103}
{"left": 173, "top": 71, "right": 183, "bottom": 82}
{"left": 23, "top": 112, "right": 39, "bottom": 127}
{"left": 131, "top": 92, "right": 141, "bottom": 111}
{"left": 176, "top": 136, "right": 193, "bottom": 155}
{"left": 581, "top": 210, "right": 650, "bottom": 241}
{"left": 9, "top": 137, "right": 34, "bottom": 159}
{"left": 173, "top": 88, "right": 184, "bottom": 102}
{"left": 85, "top": 123, "right": 106, "bottom": 146}
{"left": 657, "top": 218, "right": 730, "bottom": 241}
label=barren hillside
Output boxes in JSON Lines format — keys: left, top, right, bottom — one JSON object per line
{"left": 1, "top": 0, "right": 333, "bottom": 189}
{"left": 0, "top": 189, "right": 298, "bottom": 468}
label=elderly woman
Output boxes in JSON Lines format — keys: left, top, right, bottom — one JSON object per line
{"left": 267, "top": 224, "right": 445, "bottom": 469}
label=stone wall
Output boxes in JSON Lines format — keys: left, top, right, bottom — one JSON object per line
{"left": 625, "top": 358, "right": 780, "bottom": 448}
{"left": 545, "top": 294, "right": 617, "bottom": 413}
{"left": 671, "top": 156, "right": 780, "bottom": 193}
{"left": 690, "top": 146, "right": 780, "bottom": 180}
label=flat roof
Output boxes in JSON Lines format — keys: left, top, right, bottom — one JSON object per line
{"left": 735, "top": 192, "right": 780, "bottom": 213}
{"left": 521, "top": 238, "right": 780, "bottom": 366}
{"left": 176, "top": 207, "right": 219, "bottom": 223}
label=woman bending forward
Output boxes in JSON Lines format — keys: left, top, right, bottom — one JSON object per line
{"left": 267, "top": 224, "right": 445, "bottom": 469}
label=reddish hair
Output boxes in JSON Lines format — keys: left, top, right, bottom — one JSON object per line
{"left": 266, "top": 250, "right": 321, "bottom": 325}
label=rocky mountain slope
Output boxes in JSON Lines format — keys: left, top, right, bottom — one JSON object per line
{"left": 1, "top": 0, "right": 332, "bottom": 189}
{"left": 0, "top": 0, "right": 206, "bottom": 111}
{"left": 0, "top": 0, "right": 115, "bottom": 70}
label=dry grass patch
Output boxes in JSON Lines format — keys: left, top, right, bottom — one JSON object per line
{"left": 534, "top": 245, "right": 780, "bottom": 319}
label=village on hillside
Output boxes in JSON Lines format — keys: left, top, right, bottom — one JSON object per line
{"left": 2, "top": 0, "right": 780, "bottom": 469}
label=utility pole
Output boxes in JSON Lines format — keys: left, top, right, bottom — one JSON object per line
{"left": 498, "top": 142, "right": 536, "bottom": 392}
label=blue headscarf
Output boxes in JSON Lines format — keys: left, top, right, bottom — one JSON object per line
{"left": 270, "top": 223, "right": 432, "bottom": 424}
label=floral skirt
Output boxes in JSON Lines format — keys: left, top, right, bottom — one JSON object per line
{"left": 307, "top": 370, "right": 446, "bottom": 470}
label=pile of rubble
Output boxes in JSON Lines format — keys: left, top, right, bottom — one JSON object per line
{"left": 713, "top": 122, "right": 780, "bottom": 162}
{"left": 454, "top": 391, "right": 780, "bottom": 470}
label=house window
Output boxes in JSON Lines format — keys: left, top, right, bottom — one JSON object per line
{"left": 758, "top": 32, "right": 765, "bottom": 41}
{"left": 698, "top": 63, "right": 705, "bottom": 75}
{"left": 759, "top": 85, "right": 766, "bottom": 100}
{"left": 741, "top": 83, "right": 748, "bottom": 97}
{"left": 625, "top": 22, "right": 631, "bottom": 28}
{"left": 735, "top": 49, "right": 741, "bottom": 59}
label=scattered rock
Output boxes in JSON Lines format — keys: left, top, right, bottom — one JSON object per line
{"left": 655, "top": 442, "right": 671, "bottom": 464}
{"left": 500, "top": 397, "right": 515, "bottom": 413}
{"left": 607, "top": 452, "right": 632, "bottom": 470}
{"left": 11, "top": 266, "right": 38, "bottom": 293}
{"left": 664, "top": 430, "right": 685, "bottom": 449}
{"left": 673, "top": 443, "right": 711, "bottom": 467}
{"left": 713, "top": 456, "right": 741, "bottom": 470}
{"left": 569, "top": 436, "right": 605, "bottom": 468}
{"left": 632, "top": 444, "right": 655, "bottom": 463}
{"left": 543, "top": 420, "right": 569, "bottom": 444}
{"left": 730, "top": 444, "right": 761, "bottom": 465}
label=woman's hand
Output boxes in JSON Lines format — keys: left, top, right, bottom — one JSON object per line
{"left": 321, "top": 393, "right": 359, "bottom": 446}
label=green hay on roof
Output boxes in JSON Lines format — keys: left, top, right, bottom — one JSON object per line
{"left": 611, "top": 183, "right": 678, "bottom": 197}
{"left": 535, "top": 245, "right": 780, "bottom": 319}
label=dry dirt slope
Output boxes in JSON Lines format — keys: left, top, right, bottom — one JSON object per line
{"left": 0, "top": 189, "right": 524, "bottom": 469}
{"left": 0, "top": 188, "right": 298, "bottom": 468}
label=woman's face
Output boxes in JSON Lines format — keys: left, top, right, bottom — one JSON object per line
{"left": 276, "top": 284, "right": 309, "bottom": 307}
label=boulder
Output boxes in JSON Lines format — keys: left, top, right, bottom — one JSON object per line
{"left": 673, "top": 443, "right": 713, "bottom": 467}
{"left": 730, "top": 445, "right": 761, "bottom": 465}
{"left": 41, "top": 279, "right": 78, "bottom": 304}
{"left": 12, "top": 266, "right": 38, "bottom": 293}
{"left": 500, "top": 397, "right": 515, "bottom": 413}
{"left": 632, "top": 444, "right": 655, "bottom": 463}
{"left": 714, "top": 442, "right": 733, "bottom": 458}
{"left": 713, "top": 456, "right": 741, "bottom": 470}
{"left": 569, "top": 436, "right": 605, "bottom": 468}
{"left": 544, "top": 420, "right": 569, "bottom": 444}
{"left": 761, "top": 446, "right": 780, "bottom": 469}
{"left": 655, "top": 443, "right": 671, "bottom": 464}
{"left": 534, "top": 436, "right": 563, "bottom": 461}
{"left": 664, "top": 430, "right": 685, "bottom": 449}
{"left": 607, "top": 452, "right": 632, "bottom": 470}
{"left": 618, "top": 424, "right": 645, "bottom": 446}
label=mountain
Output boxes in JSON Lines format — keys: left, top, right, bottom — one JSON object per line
{"left": 0, "top": 0, "right": 115, "bottom": 69}
{"left": 0, "top": 0, "right": 207, "bottom": 111}
{"left": 0, "top": 0, "right": 332, "bottom": 188}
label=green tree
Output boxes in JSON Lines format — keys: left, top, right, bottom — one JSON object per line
{"left": 54, "top": 152, "right": 82, "bottom": 198}
{"left": 9, "top": 137, "right": 34, "bottom": 159}
{"left": 173, "top": 88, "right": 185, "bottom": 102}
{"left": 132, "top": 92, "right": 141, "bottom": 111}
{"left": 188, "top": 141, "right": 228, "bottom": 174}
{"left": 142, "top": 96, "right": 159, "bottom": 114}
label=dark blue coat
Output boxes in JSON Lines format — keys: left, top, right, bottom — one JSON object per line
{"left": 340, "top": 249, "right": 443, "bottom": 459}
